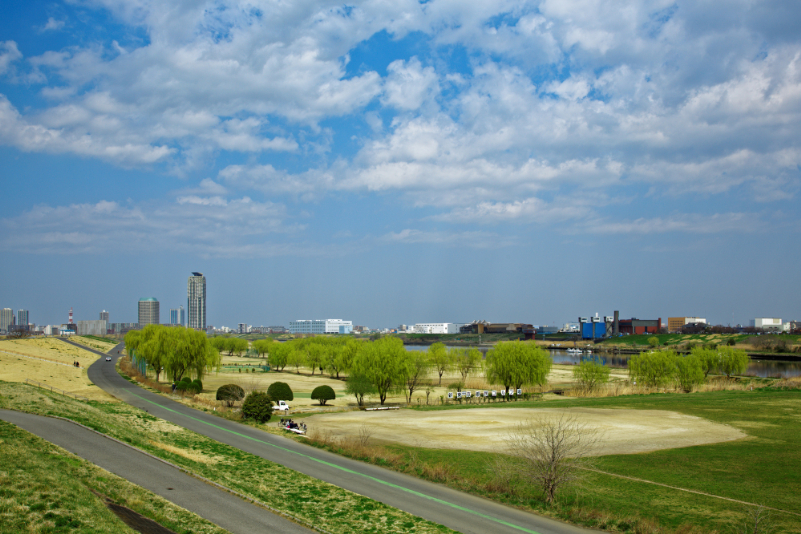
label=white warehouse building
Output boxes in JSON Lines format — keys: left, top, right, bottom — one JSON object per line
{"left": 411, "top": 323, "right": 461, "bottom": 334}
{"left": 289, "top": 319, "right": 353, "bottom": 334}
{"left": 751, "top": 318, "right": 784, "bottom": 331}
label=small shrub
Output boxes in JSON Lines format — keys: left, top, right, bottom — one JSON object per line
{"left": 242, "top": 391, "right": 273, "bottom": 423}
{"left": 311, "top": 385, "right": 336, "bottom": 406}
{"left": 216, "top": 384, "right": 245, "bottom": 406}
{"left": 181, "top": 376, "right": 192, "bottom": 384}
{"left": 267, "top": 381, "right": 294, "bottom": 402}
{"left": 192, "top": 379, "right": 203, "bottom": 391}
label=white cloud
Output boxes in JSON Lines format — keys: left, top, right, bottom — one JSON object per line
{"left": 382, "top": 57, "right": 440, "bottom": 110}
{"left": 0, "top": 196, "right": 307, "bottom": 257}
{"left": 1, "top": 0, "right": 801, "bottom": 238}
{"left": 577, "top": 213, "right": 762, "bottom": 235}
{"left": 41, "top": 17, "right": 66, "bottom": 32}
{"left": 0, "top": 41, "right": 22, "bottom": 76}
{"left": 381, "top": 228, "right": 517, "bottom": 248}
{"left": 0, "top": 95, "right": 174, "bottom": 165}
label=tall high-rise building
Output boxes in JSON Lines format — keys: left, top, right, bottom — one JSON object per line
{"left": 17, "top": 309, "right": 29, "bottom": 327}
{"left": 170, "top": 307, "right": 186, "bottom": 325}
{"left": 0, "top": 308, "right": 13, "bottom": 332}
{"left": 138, "top": 298, "right": 160, "bottom": 325}
{"left": 100, "top": 310, "right": 109, "bottom": 322}
{"left": 188, "top": 272, "right": 206, "bottom": 330}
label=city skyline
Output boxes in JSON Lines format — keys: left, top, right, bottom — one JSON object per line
{"left": 1, "top": 1, "right": 799, "bottom": 328}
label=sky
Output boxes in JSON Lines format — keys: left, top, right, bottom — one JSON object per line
{"left": 1, "top": 0, "right": 799, "bottom": 329}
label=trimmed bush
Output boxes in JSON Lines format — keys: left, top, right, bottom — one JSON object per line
{"left": 180, "top": 376, "right": 192, "bottom": 384}
{"left": 311, "top": 385, "right": 336, "bottom": 406}
{"left": 242, "top": 392, "right": 273, "bottom": 423}
{"left": 216, "top": 384, "right": 245, "bottom": 407}
{"left": 267, "top": 382, "right": 294, "bottom": 402}
{"left": 192, "top": 379, "right": 203, "bottom": 391}
{"left": 175, "top": 382, "right": 188, "bottom": 392}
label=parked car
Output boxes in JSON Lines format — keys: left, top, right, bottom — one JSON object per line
{"left": 105, "top": 357, "right": 111, "bottom": 361}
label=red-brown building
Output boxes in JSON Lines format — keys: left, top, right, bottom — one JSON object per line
{"left": 617, "top": 317, "right": 662, "bottom": 335}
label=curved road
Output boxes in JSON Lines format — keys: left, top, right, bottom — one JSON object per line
{"left": 0, "top": 409, "right": 312, "bottom": 534}
{"left": 82, "top": 342, "right": 591, "bottom": 534}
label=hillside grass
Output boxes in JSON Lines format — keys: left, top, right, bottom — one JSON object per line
{"left": 0, "top": 420, "right": 230, "bottom": 534}
{"left": 304, "top": 386, "right": 801, "bottom": 534}
{"left": 599, "top": 333, "right": 801, "bottom": 348}
{"left": 0, "top": 380, "right": 454, "bottom": 534}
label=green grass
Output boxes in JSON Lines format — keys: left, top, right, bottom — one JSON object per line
{"left": 0, "top": 381, "right": 455, "bottom": 534}
{"left": 0, "top": 421, "right": 230, "bottom": 534}
{"left": 339, "top": 387, "right": 801, "bottom": 533}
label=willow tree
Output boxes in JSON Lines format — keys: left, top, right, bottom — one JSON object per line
{"left": 126, "top": 325, "right": 218, "bottom": 382}
{"left": 717, "top": 346, "right": 749, "bottom": 378}
{"left": 428, "top": 342, "right": 451, "bottom": 386}
{"left": 252, "top": 338, "right": 272, "bottom": 357}
{"left": 137, "top": 325, "right": 173, "bottom": 382}
{"left": 268, "top": 342, "right": 290, "bottom": 371}
{"left": 168, "top": 327, "right": 220, "bottom": 382}
{"left": 486, "top": 341, "right": 551, "bottom": 399}
{"left": 450, "top": 347, "right": 482, "bottom": 382}
{"left": 405, "top": 349, "right": 431, "bottom": 403}
{"left": 351, "top": 337, "right": 410, "bottom": 405}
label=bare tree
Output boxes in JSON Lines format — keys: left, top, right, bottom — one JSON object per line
{"left": 735, "top": 505, "right": 773, "bottom": 534}
{"left": 506, "top": 414, "right": 600, "bottom": 504}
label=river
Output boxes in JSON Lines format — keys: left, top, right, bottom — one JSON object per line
{"left": 404, "top": 345, "right": 801, "bottom": 378}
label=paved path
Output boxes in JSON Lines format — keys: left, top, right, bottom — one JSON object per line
{"left": 0, "top": 409, "right": 312, "bottom": 534}
{"left": 79, "top": 341, "right": 593, "bottom": 534}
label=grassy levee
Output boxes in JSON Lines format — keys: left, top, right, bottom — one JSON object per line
{"left": 597, "top": 332, "right": 801, "bottom": 349}
{"left": 304, "top": 387, "right": 801, "bottom": 533}
{"left": 0, "top": 381, "right": 455, "bottom": 534}
{"left": 0, "top": 420, "right": 229, "bottom": 534}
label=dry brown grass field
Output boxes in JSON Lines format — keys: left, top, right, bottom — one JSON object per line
{"left": 303, "top": 407, "right": 746, "bottom": 455}
{"left": 0, "top": 338, "right": 114, "bottom": 401}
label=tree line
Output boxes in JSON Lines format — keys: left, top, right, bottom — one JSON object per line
{"left": 572, "top": 345, "right": 750, "bottom": 393}
{"left": 260, "top": 337, "right": 552, "bottom": 405}
{"left": 125, "top": 325, "right": 221, "bottom": 382}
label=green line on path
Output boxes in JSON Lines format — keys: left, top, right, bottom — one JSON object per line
{"left": 129, "top": 391, "right": 541, "bottom": 534}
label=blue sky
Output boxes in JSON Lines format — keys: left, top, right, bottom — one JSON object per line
{"left": 1, "top": 0, "right": 799, "bottom": 328}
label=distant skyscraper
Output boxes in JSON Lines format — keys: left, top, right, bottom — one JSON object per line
{"left": 0, "top": 308, "right": 13, "bottom": 332}
{"left": 180, "top": 305, "right": 185, "bottom": 326}
{"left": 138, "top": 298, "right": 160, "bottom": 325}
{"left": 188, "top": 273, "right": 206, "bottom": 330}
{"left": 17, "top": 309, "right": 29, "bottom": 327}
{"left": 100, "top": 310, "right": 109, "bottom": 322}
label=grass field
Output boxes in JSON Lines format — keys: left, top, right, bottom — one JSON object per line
{"left": 0, "top": 380, "right": 455, "bottom": 534}
{"left": 0, "top": 338, "right": 114, "bottom": 401}
{"left": 301, "top": 386, "right": 801, "bottom": 534}
{"left": 0, "top": 420, "right": 231, "bottom": 534}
